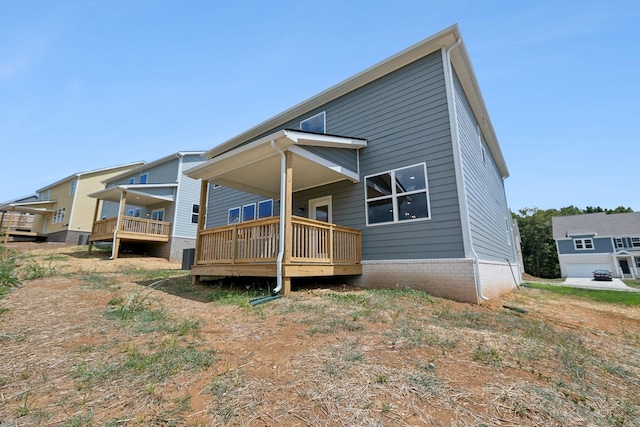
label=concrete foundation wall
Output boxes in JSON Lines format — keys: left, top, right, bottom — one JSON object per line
{"left": 46, "top": 230, "right": 91, "bottom": 245}
{"left": 477, "top": 259, "right": 521, "bottom": 300}
{"left": 168, "top": 237, "right": 196, "bottom": 263}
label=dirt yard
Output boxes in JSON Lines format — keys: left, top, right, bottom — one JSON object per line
{"left": 1, "top": 242, "right": 639, "bottom": 426}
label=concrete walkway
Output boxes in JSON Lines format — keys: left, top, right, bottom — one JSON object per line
{"left": 555, "top": 277, "right": 640, "bottom": 292}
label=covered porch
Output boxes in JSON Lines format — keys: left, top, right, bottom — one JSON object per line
{"left": 87, "top": 185, "right": 174, "bottom": 259}
{"left": 187, "top": 129, "right": 367, "bottom": 295}
{"left": 0, "top": 202, "right": 54, "bottom": 243}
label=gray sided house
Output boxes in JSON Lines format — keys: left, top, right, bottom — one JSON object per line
{"left": 187, "top": 25, "right": 521, "bottom": 303}
{"left": 87, "top": 152, "right": 206, "bottom": 262}
{"left": 552, "top": 212, "right": 640, "bottom": 279}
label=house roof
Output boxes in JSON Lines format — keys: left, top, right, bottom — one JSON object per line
{"left": 0, "top": 200, "right": 57, "bottom": 214}
{"left": 187, "top": 129, "right": 367, "bottom": 199}
{"left": 88, "top": 184, "right": 177, "bottom": 205}
{"left": 0, "top": 194, "right": 39, "bottom": 208}
{"left": 103, "top": 151, "right": 206, "bottom": 184}
{"left": 36, "top": 161, "right": 145, "bottom": 193}
{"left": 552, "top": 212, "right": 640, "bottom": 239}
{"left": 201, "top": 24, "right": 508, "bottom": 178}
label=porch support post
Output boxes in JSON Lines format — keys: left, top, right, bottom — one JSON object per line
{"left": 4, "top": 209, "right": 15, "bottom": 244}
{"left": 0, "top": 210, "right": 6, "bottom": 242}
{"left": 111, "top": 191, "right": 127, "bottom": 260}
{"left": 87, "top": 198, "right": 101, "bottom": 254}
{"left": 192, "top": 180, "right": 208, "bottom": 285}
{"left": 283, "top": 150, "right": 293, "bottom": 296}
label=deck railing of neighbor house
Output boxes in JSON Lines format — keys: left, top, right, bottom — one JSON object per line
{"left": 91, "top": 216, "right": 171, "bottom": 238}
{"left": 196, "top": 216, "right": 361, "bottom": 265}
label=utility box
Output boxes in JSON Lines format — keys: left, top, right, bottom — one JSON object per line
{"left": 182, "top": 248, "right": 195, "bottom": 270}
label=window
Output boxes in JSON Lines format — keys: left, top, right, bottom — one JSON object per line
{"left": 69, "top": 179, "right": 76, "bottom": 195}
{"left": 191, "top": 204, "right": 199, "bottom": 224}
{"left": 574, "top": 238, "right": 594, "bottom": 250}
{"left": 242, "top": 203, "right": 256, "bottom": 222}
{"left": 139, "top": 173, "right": 148, "bottom": 184}
{"left": 636, "top": 257, "right": 640, "bottom": 268}
{"left": 615, "top": 238, "right": 624, "bottom": 249}
{"left": 258, "top": 200, "right": 273, "bottom": 219}
{"left": 632, "top": 237, "right": 640, "bottom": 248}
{"left": 40, "top": 190, "right": 50, "bottom": 201}
{"left": 127, "top": 208, "right": 141, "bottom": 217}
{"left": 228, "top": 207, "right": 240, "bottom": 224}
{"left": 151, "top": 209, "right": 164, "bottom": 221}
{"left": 300, "top": 111, "right": 326, "bottom": 133}
{"left": 212, "top": 184, "right": 221, "bottom": 189}
{"left": 365, "top": 163, "right": 430, "bottom": 226}
{"left": 53, "top": 208, "right": 66, "bottom": 224}
{"left": 128, "top": 177, "right": 135, "bottom": 184}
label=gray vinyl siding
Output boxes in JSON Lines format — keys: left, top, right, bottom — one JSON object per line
{"left": 557, "top": 237, "right": 613, "bottom": 254}
{"left": 173, "top": 155, "right": 206, "bottom": 238}
{"left": 453, "top": 71, "right": 514, "bottom": 262}
{"left": 207, "top": 50, "right": 466, "bottom": 261}
{"left": 302, "top": 146, "right": 358, "bottom": 172}
{"left": 105, "top": 158, "right": 179, "bottom": 186}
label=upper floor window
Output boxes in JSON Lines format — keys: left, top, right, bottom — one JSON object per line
{"left": 139, "top": 173, "right": 148, "bottom": 184}
{"left": 228, "top": 207, "right": 240, "bottom": 224}
{"left": 365, "top": 163, "right": 430, "bottom": 226}
{"left": 615, "top": 238, "right": 624, "bottom": 249}
{"left": 127, "top": 208, "right": 141, "bottom": 218}
{"left": 300, "top": 111, "right": 326, "bottom": 133}
{"left": 128, "top": 177, "right": 135, "bottom": 184}
{"left": 40, "top": 190, "right": 50, "bottom": 201}
{"left": 574, "top": 238, "right": 594, "bottom": 250}
{"left": 70, "top": 179, "right": 76, "bottom": 195}
{"left": 632, "top": 237, "right": 640, "bottom": 248}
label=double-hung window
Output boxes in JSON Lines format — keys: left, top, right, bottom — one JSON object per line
{"left": 574, "top": 238, "right": 594, "bottom": 250}
{"left": 365, "top": 163, "right": 430, "bottom": 226}
{"left": 631, "top": 237, "right": 640, "bottom": 248}
{"left": 69, "top": 179, "right": 76, "bottom": 195}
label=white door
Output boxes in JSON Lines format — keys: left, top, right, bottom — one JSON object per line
{"left": 308, "top": 196, "right": 332, "bottom": 223}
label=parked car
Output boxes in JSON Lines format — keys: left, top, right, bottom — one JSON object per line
{"left": 593, "top": 270, "right": 612, "bottom": 281}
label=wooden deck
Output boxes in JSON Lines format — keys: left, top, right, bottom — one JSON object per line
{"left": 191, "top": 216, "right": 362, "bottom": 278}
{"left": 89, "top": 216, "right": 171, "bottom": 243}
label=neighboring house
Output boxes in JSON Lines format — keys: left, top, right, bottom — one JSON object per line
{"left": 87, "top": 151, "right": 205, "bottom": 262}
{"left": 0, "top": 195, "right": 39, "bottom": 242}
{"left": 552, "top": 212, "right": 640, "bottom": 279}
{"left": 185, "top": 24, "right": 520, "bottom": 304}
{"left": 0, "top": 163, "right": 144, "bottom": 245}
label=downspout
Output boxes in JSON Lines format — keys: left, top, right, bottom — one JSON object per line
{"left": 445, "top": 38, "right": 488, "bottom": 302}
{"left": 271, "top": 139, "right": 286, "bottom": 294}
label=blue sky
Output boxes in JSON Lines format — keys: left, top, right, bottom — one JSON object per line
{"left": 1, "top": 1, "right": 639, "bottom": 212}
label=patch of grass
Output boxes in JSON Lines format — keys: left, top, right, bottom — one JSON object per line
{"left": 0, "top": 245, "right": 20, "bottom": 297}
{"left": 623, "top": 279, "right": 640, "bottom": 290}
{"left": 524, "top": 282, "right": 640, "bottom": 306}
{"left": 82, "top": 271, "right": 117, "bottom": 289}
{"left": 473, "top": 345, "right": 502, "bottom": 367}
{"left": 21, "top": 259, "right": 59, "bottom": 280}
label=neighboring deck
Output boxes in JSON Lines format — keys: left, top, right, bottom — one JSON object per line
{"left": 191, "top": 216, "right": 362, "bottom": 278}
{"left": 89, "top": 216, "right": 171, "bottom": 243}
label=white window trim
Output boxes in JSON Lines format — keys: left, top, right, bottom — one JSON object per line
{"left": 632, "top": 237, "right": 640, "bottom": 248}
{"left": 614, "top": 237, "right": 624, "bottom": 249}
{"left": 364, "top": 162, "right": 431, "bottom": 227}
{"left": 573, "top": 238, "right": 594, "bottom": 251}
{"left": 69, "top": 179, "right": 76, "bottom": 195}
{"left": 139, "top": 173, "right": 148, "bottom": 184}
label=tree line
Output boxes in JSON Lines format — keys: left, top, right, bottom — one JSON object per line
{"left": 512, "top": 206, "right": 634, "bottom": 278}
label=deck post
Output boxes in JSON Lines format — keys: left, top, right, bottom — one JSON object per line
{"left": 0, "top": 210, "right": 5, "bottom": 241}
{"left": 87, "top": 198, "right": 101, "bottom": 254}
{"left": 283, "top": 151, "right": 293, "bottom": 296}
{"left": 192, "top": 179, "right": 208, "bottom": 286}
{"left": 3, "top": 210, "right": 15, "bottom": 244}
{"left": 111, "top": 191, "right": 127, "bottom": 260}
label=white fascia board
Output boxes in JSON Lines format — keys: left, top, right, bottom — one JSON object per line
{"left": 284, "top": 130, "right": 367, "bottom": 148}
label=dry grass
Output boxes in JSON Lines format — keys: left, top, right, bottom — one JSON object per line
{"left": 0, "top": 243, "right": 639, "bottom": 426}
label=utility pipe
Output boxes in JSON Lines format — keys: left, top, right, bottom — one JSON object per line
{"left": 444, "top": 38, "right": 488, "bottom": 302}
{"left": 271, "top": 139, "right": 286, "bottom": 294}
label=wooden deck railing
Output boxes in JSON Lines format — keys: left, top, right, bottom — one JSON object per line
{"left": 91, "top": 216, "right": 171, "bottom": 240}
{"left": 196, "top": 216, "right": 361, "bottom": 265}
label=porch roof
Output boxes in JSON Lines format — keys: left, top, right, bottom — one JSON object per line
{"left": 187, "top": 129, "right": 367, "bottom": 199}
{"left": 88, "top": 184, "right": 176, "bottom": 205}
{"left": 0, "top": 200, "right": 56, "bottom": 214}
